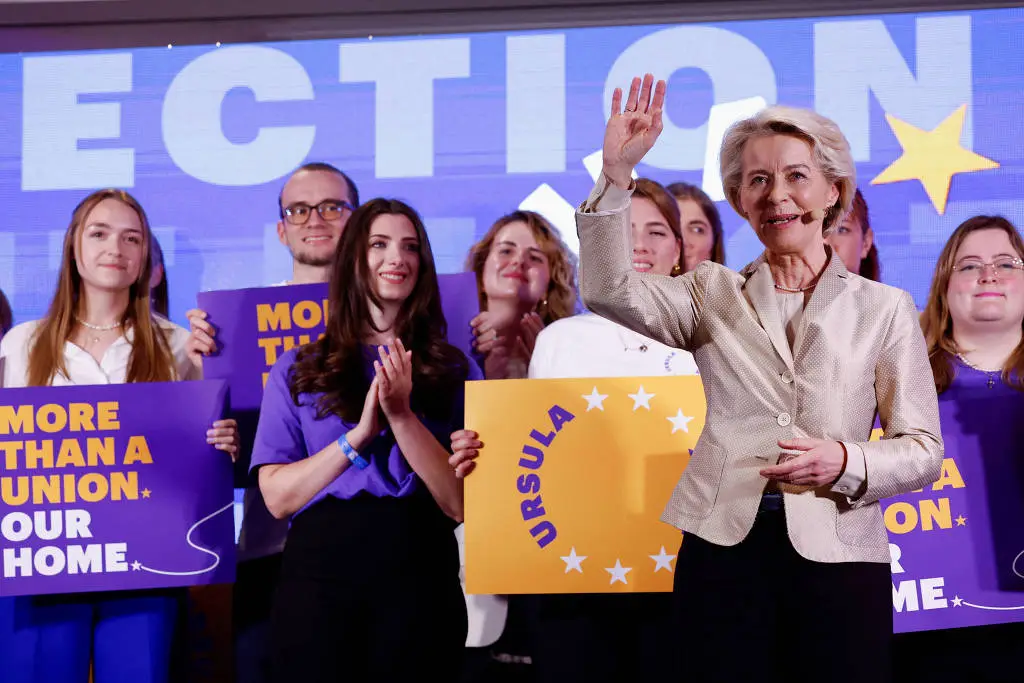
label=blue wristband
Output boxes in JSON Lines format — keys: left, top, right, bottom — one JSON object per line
{"left": 338, "top": 434, "right": 370, "bottom": 470}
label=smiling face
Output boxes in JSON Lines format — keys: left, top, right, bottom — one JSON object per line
{"left": 480, "top": 220, "right": 551, "bottom": 308}
{"left": 737, "top": 134, "right": 839, "bottom": 257}
{"left": 946, "top": 228, "right": 1024, "bottom": 334}
{"left": 631, "top": 196, "right": 682, "bottom": 276}
{"left": 74, "top": 198, "right": 146, "bottom": 294}
{"left": 677, "top": 198, "right": 714, "bottom": 272}
{"left": 826, "top": 211, "right": 873, "bottom": 274}
{"left": 277, "top": 169, "right": 354, "bottom": 268}
{"left": 366, "top": 213, "right": 421, "bottom": 306}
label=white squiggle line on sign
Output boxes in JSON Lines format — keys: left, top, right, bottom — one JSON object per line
{"left": 139, "top": 503, "right": 234, "bottom": 577}
{"left": 1013, "top": 548, "right": 1024, "bottom": 579}
{"left": 962, "top": 601, "right": 1024, "bottom": 611}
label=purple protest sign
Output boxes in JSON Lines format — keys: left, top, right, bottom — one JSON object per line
{"left": 887, "top": 393, "right": 1024, "bottom": 632}
{"left": 197, "top": 272, "right": 479, "bottom": 418}
{"left": 0, "top": 380, "right": 235, "bottom": 596}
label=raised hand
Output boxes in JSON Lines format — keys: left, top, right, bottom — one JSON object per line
{"left": 375, "top": 338, "right": 414, "bottom": 419}
{"left": 602, "top": 73, "right": 667, "bottom": 188}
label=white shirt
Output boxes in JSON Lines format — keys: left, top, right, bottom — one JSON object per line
{"left": 529, "top": 312, "right": 699, "bottom": 379}
{"left": 0, "top": 316, "right": 196, "bottom": 388}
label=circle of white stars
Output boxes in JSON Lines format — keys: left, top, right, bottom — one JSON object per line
{"left": 557, "top": 385, "right": 690, "bottom": 585}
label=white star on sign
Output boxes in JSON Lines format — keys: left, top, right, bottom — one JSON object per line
{"left": 131, "top": 561, "right": 141, "bottom": 571}
{"left": 628, "top": 386, "right": 655, "bottom": 411}
{"left": 560, "top": 547, "right": 587, "bottom": 573}
{"left": 650, "top": 546, "right": 676, "bottom": 573}
{"left": 667, "top": 409, "right": 694, "bottom": 434}
{"left": 952, "top": 595, "right": 963, "bottom": 607}
{"left": 582, "top": 387, "right": 609, "bottom": 412}
{"left": 606, "top": 559, "right": 632, "bottom": 585}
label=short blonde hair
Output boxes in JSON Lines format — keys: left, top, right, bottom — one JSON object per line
{"left": 719, "top": 105, "right": 856, "bottom": 236}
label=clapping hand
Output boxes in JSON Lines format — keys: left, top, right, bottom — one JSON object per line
{"left": 375, "top": 339, "right": 414, "bottom": 419}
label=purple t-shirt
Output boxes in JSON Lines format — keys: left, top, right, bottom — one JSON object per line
{"left": 250, "top": 346, "right": 482, "bottom": 517}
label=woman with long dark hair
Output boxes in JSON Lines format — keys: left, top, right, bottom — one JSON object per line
{"left": 0, "top": 189, "right": 238, "bottom": 683}
{"left": 251, "top": 198, "right": 478, "bottom": 681}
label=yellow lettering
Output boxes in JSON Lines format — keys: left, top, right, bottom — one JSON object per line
{"left": 68, "top": 403, "right": 96, "bottom": 431}
{"left": 78, "top": 473, "right": 109, "bottom": 502}
{"left": 36, "top": 404, "right": 67, "bottom": 433}
{"left": 64, "top": 474, "right": 77, "bottom": 503}
{"left": 322, "top": 299, "right": 329, "bottom": 326}
{"left": 32, "top": 475, "right": 61, "bottom": 504}
{"left": 110, "top": 471, "right": 139, "bottom": 500}
{"left": 282, "top": 334, "right": 311, "bottom": 352}
{"left": 123, "top": 436, "right": 153, "bottom": 465}
{"left": 0, "top": 405, "right": 34, "bottom": 435}
{"left": 919, "top": 497, "right": 953, "bottom": 531}
{"left": 97, "top": 402, "right": 119, "bottom": 431}
{"left": 1, "top": 476, "right": 28, "bottom": 505}
{"left": 257, "top": 302, "right": 292, "bottom": 332}
{"left": 88, "top": 438, "right": 115, "bottom": 466}
{"left": 25, "top": 440, "right": 53, "bottom": 469}
{"left": 262, "top": 372, "right": 270, "bottom": 389}
{"left": 258, "top": 337, "right": 283, "bottom": 366}
{"left": 292, "top": 300, "right": 322, "bottom": 329}
{"left": 885, "top": 501, "right": 919, "bottom": 534}
{"left": 0, "top": 441, "right": 23, "bottom": 470}
{"left": 932, "top": 458, "right": 966, "bottom": 490}
{"left": 56, "top": 439, "right": 86, "bottom": 468}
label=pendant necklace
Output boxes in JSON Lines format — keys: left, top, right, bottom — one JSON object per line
{"left": 76, "top": 317, "right": 122, "bottom": 346}
{"left": 956, "top": 353, "right": 999, "bottom": 389}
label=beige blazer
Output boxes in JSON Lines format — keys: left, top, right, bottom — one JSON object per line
{"left": 576, "top": 200, "right": 943, "bottom": 564}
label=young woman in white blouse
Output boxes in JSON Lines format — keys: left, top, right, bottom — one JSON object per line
{"left": 0, "top": 189, "right": 238, "bottom": 683}
{"left": 452, "top": 178, "right": 701, "bottom": 683}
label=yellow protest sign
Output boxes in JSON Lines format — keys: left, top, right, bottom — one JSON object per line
{"left": 464, "top": 376, "right": 706, "bottom": 594}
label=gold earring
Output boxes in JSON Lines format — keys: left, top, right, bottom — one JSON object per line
{"left": 671, "top": 264, "right": 682, "bottom": 276}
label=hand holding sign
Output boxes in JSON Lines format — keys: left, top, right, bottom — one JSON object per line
{"left": 449, "top": 429, "right": 482, "bottom": 479}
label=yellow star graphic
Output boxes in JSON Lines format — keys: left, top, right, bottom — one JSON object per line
{"left": 955, "top": 514, "right": 967, "bottom": 526}
{"left": 142, "top": 488, "right": 152, "bottom": 499}
{"left": 870, "top": 105, "right": 998, "bottom": 215}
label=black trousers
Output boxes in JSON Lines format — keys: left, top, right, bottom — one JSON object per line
{"left": 526, "top": 592, "right": 674, "bottom": 682}
{"left": 269, "top": 494, "right": 467, "bottom": 682}
{"left": 233, "top": 552, "right": 283, "bottom": 683}
{"left": 672, "top": 506, "right": 893, "bottom": 683}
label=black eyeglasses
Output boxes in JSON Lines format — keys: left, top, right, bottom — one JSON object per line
{"left": 281, "top": 200, "right": 355, "bottom": 225}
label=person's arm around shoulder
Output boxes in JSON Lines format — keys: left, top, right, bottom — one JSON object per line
{"left": 576, "top": 75, "right": 705, "bottom": 352}
{"left": 844, "top": 290, "right": 944, "bottom": 506}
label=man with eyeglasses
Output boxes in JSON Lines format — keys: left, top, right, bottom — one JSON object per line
{"left": 185, "top": 161, "right": 359, "bottom": 683}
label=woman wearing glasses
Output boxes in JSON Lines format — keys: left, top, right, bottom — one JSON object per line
{"left": 0, "top": 189, "right": 238, "bottom": 683}
{"left": 895, "top": 215, "right": 1024, "bottom": 683}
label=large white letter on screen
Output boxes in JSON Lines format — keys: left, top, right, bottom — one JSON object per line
{"left": 22, "top": 53, "right": 134, "bottom": 191}
{"left": 814, "top": 15, "right": 972, "bottom": 161}
{"left": 339, "top": 38, "right": 471, "bottom": 179}
{"left": 162, "top": 46, "right": 316, "bottom": 186}
{"left": 604, "top": 26, "right": 777, "bottom": 172}
{"left": 506, "top": 34, "right": 566, "bottom": 173}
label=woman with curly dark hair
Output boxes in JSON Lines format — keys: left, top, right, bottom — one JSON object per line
{"left": 250, "top": 198, "right": 480, "bottom": 682}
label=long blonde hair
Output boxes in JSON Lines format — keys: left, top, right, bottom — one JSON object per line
{"left": 920, "top": 215, "right": 1024, "bottom": 393}
{"left": 27, "top": 189, "right": 177, "bottom": 386}
{"left": 465, "top": 211, "right": 577, "bottom": 324}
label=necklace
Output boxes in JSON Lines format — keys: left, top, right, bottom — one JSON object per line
{"left": 76, "top": 317, "right": 122, "bottom": 331}
{"left": 956, "top": 353, "right": 999, "bottom": 389}
{"left": 774, "top": 282, "right": 815, "bottom": 293}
